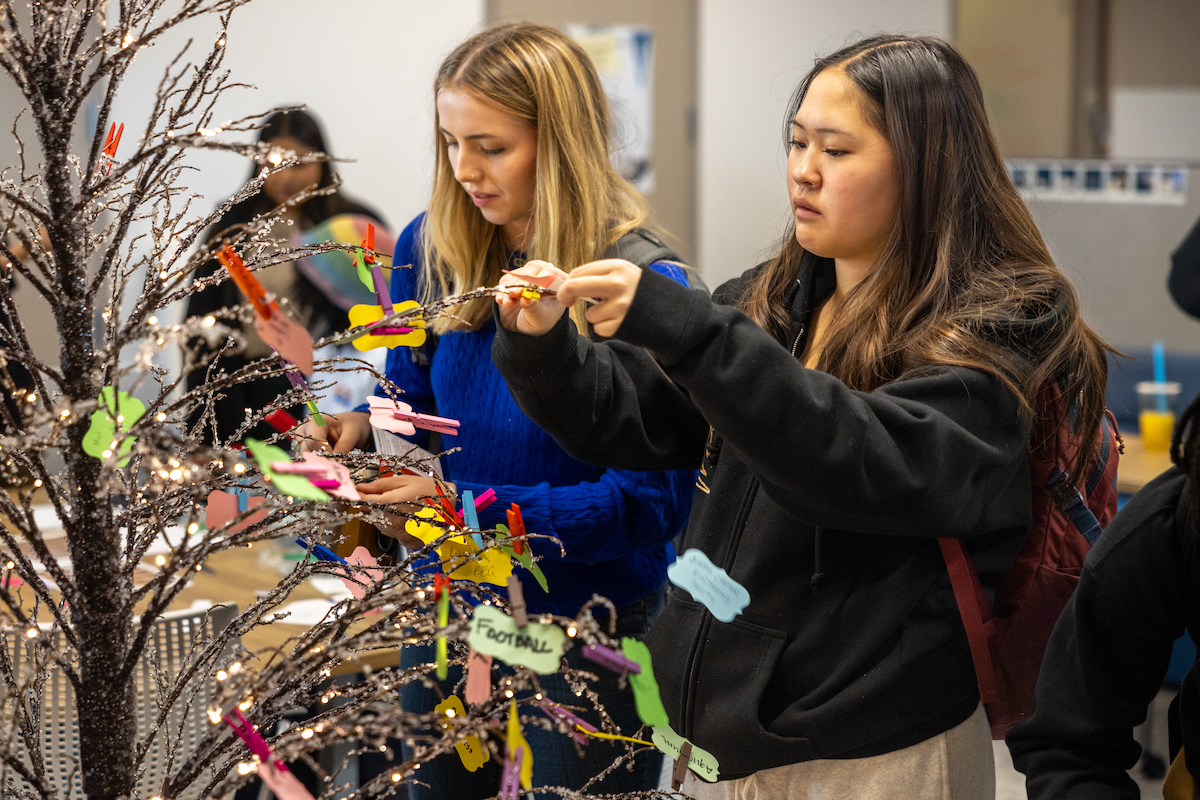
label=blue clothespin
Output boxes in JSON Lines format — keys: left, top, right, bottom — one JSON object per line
{"left": 295, "top": 537, "right": 348, "bottom": 565}
{"left": 461, "top": 489, "right": 484, "bottom": 549}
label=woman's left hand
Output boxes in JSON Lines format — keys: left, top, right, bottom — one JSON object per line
{"left": 356, "top": 473, "right": 453, "bottom": 513}
{"left": 557, "top": 259, "right": 642, "bottom": 337}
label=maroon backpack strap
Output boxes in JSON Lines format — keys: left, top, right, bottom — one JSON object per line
{"left": 939, "top": 537, "right": 1000, "bottom": 704}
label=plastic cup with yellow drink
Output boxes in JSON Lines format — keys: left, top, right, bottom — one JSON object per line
{"left": 1136, "top": 380, "right": 1182, "bottom": 453}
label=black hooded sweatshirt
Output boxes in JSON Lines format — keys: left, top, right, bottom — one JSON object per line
{"left": 491, "top": 252, "right": 1037, "bottom": 780}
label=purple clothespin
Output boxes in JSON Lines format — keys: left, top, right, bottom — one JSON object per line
{"left": 540, "top": 702, "right": 598, "bottom": 746}
{"left": 580, "top": 642, "right": 641, "bottom": 675}
{"left": 500, "top": 745, "right": 524, "bottom": 800}
{"left": 371, "top": 264, "right": 394, "bottom": 317}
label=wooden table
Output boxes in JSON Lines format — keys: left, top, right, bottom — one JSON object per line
{"left": 1115, "top": 432, "right": 1175, "bottom": 495}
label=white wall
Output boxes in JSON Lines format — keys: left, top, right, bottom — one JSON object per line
{"left": 696, "top": 0, "right": 952, "bottom": 285}
{"left": 108, "top": 0, "right": 486, "bottom": 236}
{"left": 1111, "top": 88, "right": 1200, "bottom": 161}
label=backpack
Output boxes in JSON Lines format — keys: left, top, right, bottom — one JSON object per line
{"left": 939, "top": 389, "right": 1121, "bottom": 739}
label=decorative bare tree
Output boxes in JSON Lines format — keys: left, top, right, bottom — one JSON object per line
{"left": 0, "top": 2, "right": 684, "bottom": 799}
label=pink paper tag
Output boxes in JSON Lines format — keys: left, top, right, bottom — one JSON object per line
{"left": 256, "top": 311, "right": 314, "bottom": 375}
{"left": 367, "top": 396, "right": 416, "bottom": 436}
{"left": 301, "top": 452, "right": 361, "bottom": 501}
{"left": 205, "top": 491, "right": 268, "bottom": 533}
{"left": 257, "top": 760, "right": 315, "bottom": 800}
{"left": 465, "top": 649, "right": 494, "bottom": 705}
{"left": 339, "top": 546, "right": 384, "bottom": 608}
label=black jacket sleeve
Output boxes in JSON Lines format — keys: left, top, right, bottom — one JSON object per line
{"left": 1169, "top": 216, "right": 1200, "bottom": 319}
{"left": 1007, "top": 469, "right": 1194, "bottom": 800}
{"left": 494, "top": 266, "right": 1030, "bottom": 539}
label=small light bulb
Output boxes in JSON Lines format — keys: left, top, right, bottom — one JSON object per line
{"left": 233, "top": 464, "right": 246, "bottom": 474}
{"left": 155, "top": 555, "right": 166, "bottom": 566}
{"left": 187, "top": 523, "right": 199, "bottom": 534}
{"left": 25, "top": 393, "right": 35, "bottom": 403}
{"left": 216, "top": 670, "right": 228, "bottom": 681}
{"left": 148, "top": 315, "right": 158, "bottom": 325}
{"left": 301, "top": 728, "right": 314, "bottom": 739}
{"left": 156, "top": 412, "right": 166, "bottom": 422}
{"left": 392, "top": 773, "right": 401, "bottom": 783}
{"left": 566, "top": 626, "right": 577, "bottom": 637}
{"left": 203, "top": 315, "right": 216, "bottom": 327}
{"left": 33, "top": 479, "right": 42, "bottom": 488}
{"left": 25, "top": 628, "right": 37, "bottom": 638}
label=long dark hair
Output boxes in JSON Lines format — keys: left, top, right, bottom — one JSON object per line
{"left": 1173, "top": 393, "right": 1200, "bottom": 515}
{"left": 739, "top": 34, "right": 1113, "bottom": 486}
{"left": 226, "top": 109, "right": 352, "bottom": 225}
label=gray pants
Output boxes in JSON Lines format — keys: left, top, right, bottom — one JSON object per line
{"left": 684, "top": 703, "right": 995, "bottom": 800}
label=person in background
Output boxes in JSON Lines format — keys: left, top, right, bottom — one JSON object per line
{"left": 1169, "top": 215, "right": 1200, "bottom": 320}
{"left": 1008, "top": 393, "right": 1200, "bottom": 799}
{"left": 295, "top": 23, "right": 694, "bottom": 798}
{"left": 186, "top": 109, "right": 386, "bottom": 444}
{"left": 494, "top": 34, "right": 1112, "bottom": 799}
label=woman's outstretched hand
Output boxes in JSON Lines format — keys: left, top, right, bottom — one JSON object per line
{"left": 558, "top": 259, "right": 641, "bottom": 338}
{"left": 495, "top": 260, "right": 570, "bottom": 336}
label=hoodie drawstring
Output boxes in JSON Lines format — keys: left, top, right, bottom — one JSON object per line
{"left": 810, "top": 527, "right": 826, "bottom": 594}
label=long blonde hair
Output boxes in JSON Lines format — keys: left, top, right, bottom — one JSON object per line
{"left": 422, "top": 22, "right": 649, "bottom": 332}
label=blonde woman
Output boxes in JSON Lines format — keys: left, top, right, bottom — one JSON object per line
{"left": 299, "top": 23, "right": 695, "bottom": 798}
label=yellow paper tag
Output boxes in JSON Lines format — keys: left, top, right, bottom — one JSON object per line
{"left": 506, "top": 700, "right": 533, "bottom": 790}
{"left": 349, "top": 300, "right": 426, "bottom": 350}
{"left": 405, "top": 508, "right": 513, "bottom": 586}
{"left": 434, "top": 696, "right": 490, "bottom": 772}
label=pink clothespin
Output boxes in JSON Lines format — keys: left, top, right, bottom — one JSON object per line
{"left": 392, "top": 408, "right": 460, "bottom": 437}
{"left": 473, "top": 488, "right": 497, "bottom": 513}
{"left": 224, "top": 709, "right": 314, "bottom": 800}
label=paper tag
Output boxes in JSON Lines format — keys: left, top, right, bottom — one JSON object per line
{"left": 405, "top": 508, "right": 513, "bottom": 586}
{"left": 348, "top": 300, "right": 426, "bottom": 351}
{"left": 82, "top": 387, "right": 146, "bottom": 465}
{"left": 245, "top": 439, "right": 329, "bottom": 501}
{"left": 465, "top": 649, "right": 493, "bottom": 705}
{"left": 367, "top": 396, "right": 417, "bottom": 436}
{"left": 468, "top": 605, "right": 565, "bottom": 674}
{"left": 205, "top": 490, "right": 268, "bottom": 532}
{"left": 506, "top": 700, "right": 534, "bottom": 790}
{"left": 257, "top": 759, "right": 316, "bottom": 800}
{"left": 255, "top": 310, "right": 314, "bottom": 374}
{"left": 621, "top": 637, "right": 669, "bottom": 728}
{"left": 650, "top": 727, "right": 720, "bottom": 783}
{"left": 339, "top": 546, "right": 383, "bottom": 601}
{"left": 667, "top": 549, "right": 750, "bottom": 622}
{"left": 300, "top": 452, "right": 360, "bottom": 501}
{"left": 434, "top": 695, "right": 490, "bottom": 772}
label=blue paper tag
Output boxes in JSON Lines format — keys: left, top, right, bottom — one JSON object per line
{"left": 667, "top": 549, "right": 750, "bottom": 622}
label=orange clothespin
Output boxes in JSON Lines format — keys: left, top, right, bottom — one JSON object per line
{"left": 103, "top": 122, "right": 124, "bottom": 159}
{"left": 93, "top": 122, "right": 125, "bottom": 180}
{"left": 506, "top": 503, "right": 526, "bottom": 555}
{"left": 217, "top": 246, "right": 276, "bottom": 319}
{"left": 361, "top": 224, "right": 376, "bottom": 266}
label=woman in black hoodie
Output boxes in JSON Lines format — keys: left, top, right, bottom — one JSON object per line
{"left": 492, "top": 35, "right": 1112, "bottom": 799}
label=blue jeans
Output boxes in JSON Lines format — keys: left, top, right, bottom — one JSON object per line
{"left": 399, "top": 585, "right": 667, "bottom": 799}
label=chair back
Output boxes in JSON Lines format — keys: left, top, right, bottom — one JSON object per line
{"left": 2, "top": 603, "right": 239, "bottom": 798}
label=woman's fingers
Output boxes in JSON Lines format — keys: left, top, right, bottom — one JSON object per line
{"left": 557, "top": 259, "right": 641, "bottom": 335}
{"left": 495, "top": 260, "right": 571, "bottom": 335}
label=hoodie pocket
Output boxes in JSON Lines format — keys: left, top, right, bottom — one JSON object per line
{"left": 647, "top": 596, "right": 819, "bottom": 780}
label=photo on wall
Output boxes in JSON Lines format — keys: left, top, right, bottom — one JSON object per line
{"left": 1008, "top": 159, "right": 1188, "bottom": 206}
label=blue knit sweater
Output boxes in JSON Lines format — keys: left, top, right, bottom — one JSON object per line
{"left": 365, "top": 215, "right": 695, "bottom": 615}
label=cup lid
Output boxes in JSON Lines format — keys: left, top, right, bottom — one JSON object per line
{"left": 1135, "top": 381, "right": 1182, "bottom": 393}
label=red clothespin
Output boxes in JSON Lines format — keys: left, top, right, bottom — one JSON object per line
{"left": 103, "top": 122, "right": 124, "bottom": 159}
{"left": 506, "top": 503, "right": 526, "bottom": 555}
{"left": 265, "top": 409, "right": 299, "bottom": 434}
{"left": 433, "top": 484, "right": 461, "bottom": 527}
{"left": 361, "top": 224, "right": 376, "bottom": 266}
{"left": 92, "top": 122, "right": 125, "bottom": 179}
{"left": 672, "top": 741, "right": 693, "bottom": 791}
{"left": 506, "top": 575, "right": 527, "bottom": 628}
{"left": 217, "top": 246, "right": 276, "bottom": 319}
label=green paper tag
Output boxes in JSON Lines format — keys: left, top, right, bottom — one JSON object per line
{"left": 245, "top": 438, "right": 330, "bottom": 501}
{"left": 355, "top": 246, "right": 373, "bottom": 291}
{"left": 467, "top": 604, "right": 565, "bottom": 674}
{"left": 82, "top": 387, "right": 146, "bottom": 466}
{"left": 497, "top": 524, "right": 549, "bottom": 593}
{"left": 621, "top": 637, "right": 669, "bottom": 728}
{"left": 651, "top": 726, "right": 720, "bottom": 782}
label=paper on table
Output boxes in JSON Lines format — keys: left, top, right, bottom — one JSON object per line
{"left": 272, "top": 598, "right": 344, "bottom": 626}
